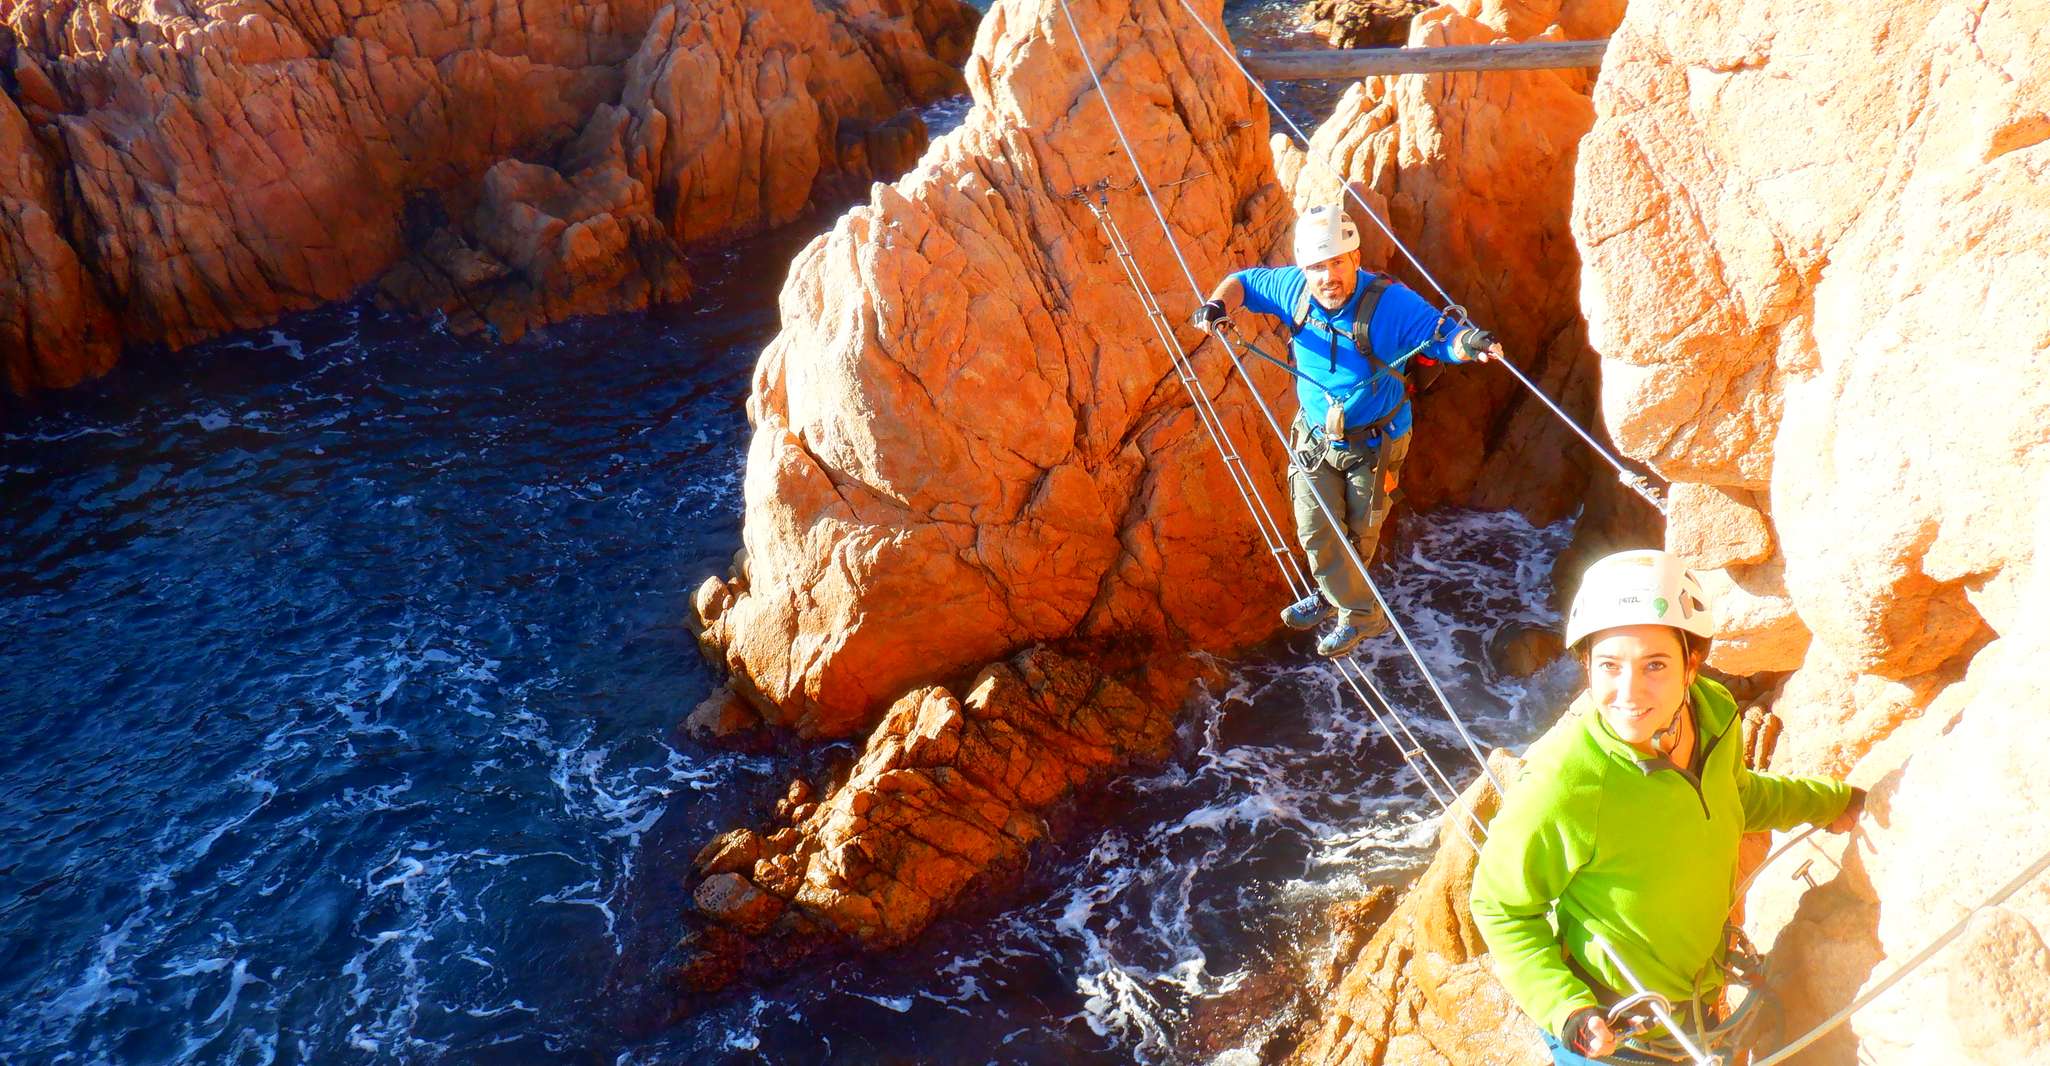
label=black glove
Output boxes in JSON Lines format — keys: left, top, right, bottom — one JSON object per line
{"left": 1189, "top": 299, "right": 1227, "bottom": 334}
{"left": 1458, "top": 327, "right": 1497, "bottom": 361}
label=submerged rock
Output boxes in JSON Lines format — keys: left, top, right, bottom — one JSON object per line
{"left": 693, "top": 872, "right": 786, "bottom": 936}
{"left": 1488, "top": 624, "right": 1565, "bottom": 678}
{"left": 1301, "top": 0, "right": 1432, "bottom": 48}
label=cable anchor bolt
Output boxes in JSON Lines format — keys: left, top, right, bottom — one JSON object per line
{"left": 1620, "top": 470, "right": 1668, "bottom": 514}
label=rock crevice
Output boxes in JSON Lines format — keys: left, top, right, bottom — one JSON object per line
{"left": 1, "top": 0, "right": 978, "bottom": 397}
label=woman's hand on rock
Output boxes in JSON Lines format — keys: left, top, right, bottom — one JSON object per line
{"left": 1827, "top": 786, "right": 1868, "bottom": 834}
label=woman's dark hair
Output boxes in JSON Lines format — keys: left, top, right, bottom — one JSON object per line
{"left": 1574, "top": 628, "right": 1714, "bottom": 669}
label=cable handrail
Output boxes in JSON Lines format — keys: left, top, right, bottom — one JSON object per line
{"left": 1169, "top": 0, "right": 1668, "bottom": 515}
{"left": 1752, "top": 842, "right": 2050, "bottom": 1065}
{"left": 1079, "top": 189, "right": 1488, "bottom": 849}
{"left": 1051, "top": 0, "right": 1205, "bottom": 300}
{"left": 1492, "top": 355, "right": 1668, "bottom": 513}
{"left": 1053, "top": 0, "right": 1508, "bottom": 800}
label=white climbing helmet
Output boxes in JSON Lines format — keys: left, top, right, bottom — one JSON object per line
{"left": 1563, "top": 549, "right": 1716, "bottom": 649}
{"left": 1293, "top": 204, "right": 1360, "bottom": 267}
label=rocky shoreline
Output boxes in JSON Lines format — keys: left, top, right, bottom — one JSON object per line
{"left": 674, "top": 0, "right": 2050, "bottom": 1061}
{"left": 1, "top": 0, "right": 976, "bottom": 396}
{"left": 11, "top": 0, "right": 2046, "bottom": 1060}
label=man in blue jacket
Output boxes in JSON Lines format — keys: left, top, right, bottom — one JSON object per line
{"left": 1190, "top": 205, "right": 1499, "bottom": 657}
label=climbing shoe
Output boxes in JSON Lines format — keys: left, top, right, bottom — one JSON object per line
{"left": 1316, "top": 622, "right": 1369, "bottom": 659}
{"left": 1316, "top": 612, "right": 1391, "bottom": 658}
{"left": 1280, "top": 593, "right": 1337, "bottom": 631}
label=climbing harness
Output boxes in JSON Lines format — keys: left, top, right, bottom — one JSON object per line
{"left": 1245, "top": 319, "right": 1438, "bottom": 452}
{"left": 1076, "top": 186, "right": 1487, "bottom": 852}
{"left": 1209, "top": 315, "right": 1506, "bottom": 799}
{"left": 1052, "top": 0, "right": 1507, "bottom": 808}
{"left": 1562, "top": 866, "right": 1791, "bottom": 1064}
{"left": 1586, "top": 929, "right": 1726, "bottom": 1066}
{"left": 1162, "top": 0, "right": 1669, "bottom": 515}
{"left": 1281, "top": 277, "right": 1446, "bottom": 451}
{"left": 1598, "top": 926, "right": 1777, "bottom": 1064}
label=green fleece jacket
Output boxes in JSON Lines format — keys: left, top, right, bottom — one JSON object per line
{"left": 1469, "top": 678, "right": 1853, "bottom": 1037}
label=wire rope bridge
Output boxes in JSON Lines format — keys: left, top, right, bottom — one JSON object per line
{"left": 1046, "top": 3, "right": 2050, "bottom": 1064}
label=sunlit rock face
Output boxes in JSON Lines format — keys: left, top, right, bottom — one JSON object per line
{"left": 697, "top": 0, "right": 1297, "bottom": 740}
{"left": 0, "top": 0, "right": 975, "bottom": 395}
{"left": 1293, "top": 0, "right": 2050, "bottom": 1061}
{"left": 1580, "top": 1, "right": 2050, "bottom": 1062}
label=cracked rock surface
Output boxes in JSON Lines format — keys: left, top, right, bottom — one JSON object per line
{"left": 696, "top": 0, "right": 1297, "bottom": 740}
{"left": 1296, "top": 0, "right": 2050, "bottom": 1062}
{"left": 1, "top": 0, "right": 976, "bottom": 397}
{"left": 695, "top": 648, "right": 1176, "bottom": 950}
{"left": 1575, "top": 1, "right": 2050, "bottom": 1062}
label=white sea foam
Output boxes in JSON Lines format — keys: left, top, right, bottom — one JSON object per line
{"left": 814, "top": 509, "right": 1581, "bottom": 1063}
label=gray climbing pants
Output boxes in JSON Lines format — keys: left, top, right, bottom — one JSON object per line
{"left": 1288, "top": 418, "right": 1411, "bottom": 626}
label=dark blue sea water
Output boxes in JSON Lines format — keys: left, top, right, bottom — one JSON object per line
{"left": 0, "top": 253, "right": 1570, "bottom": 1062}
{"left": 0, "top": 234, "right": 793, "bottom": 1061}
{"left": 1, "top": 9, "right": 1564, "bottom": 1064}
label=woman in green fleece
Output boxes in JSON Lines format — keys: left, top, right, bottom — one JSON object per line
{"left": 1470, "top": 549, "right": 1863, "bottom": 1064}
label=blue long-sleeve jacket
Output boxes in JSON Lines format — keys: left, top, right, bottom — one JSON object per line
{"left": 1233, "top": 266, "right": 1472, "bottom": 441}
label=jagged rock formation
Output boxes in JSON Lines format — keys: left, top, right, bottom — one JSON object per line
{"left": 1292, "top": 0, "right": 2050, "bottom": 1063}
{"left": 1287, "top": 751, "right": 1547, "bottom": 1066}
{"left": 693, "top": 0, "right": 1297, "bottom": 740}
{"left": 0, "top": 0, "right": 975, "bottom": 396}
{"left": 1301, "top": 0, "right": 1431, "bottom": 49}
{"left": 1273, "top": 0, "right": 1635, "bottom": 530}
{"left": 679, "top": 0, "right": 1316, "bottom": 984}
{"left": 685, "top": 647, "right": 1179, "bottom": 963}
{"left": 1577, "top": 0, "right": 2050, "bottom": 1061}
{"left": 380, "top": 0, "right": 974, "bottom": 338}
{"left": 682, "top": 0, "right": 1664, "bottom": 987}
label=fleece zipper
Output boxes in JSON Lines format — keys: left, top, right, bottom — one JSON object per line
{"left": 1630, "top": 716, "right": 1731, "bottom": 820}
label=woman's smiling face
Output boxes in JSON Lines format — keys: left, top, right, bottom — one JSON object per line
{"left": 1586, "top": 624, "right": 1695, "bottom": 751}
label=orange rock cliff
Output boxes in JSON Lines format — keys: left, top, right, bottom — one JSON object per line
{"left": 1292, "top": 0, "right": 2050, "bottom": 1062}
{"left": 0, "top": 0, "right": 977, "bottom": 397}
{"left": 13, "top": 0, "right": 2041, "bottom": 1055}
{"left": 677, "top": 0, "right": 1639, "bottom": 1001}
{"left": 677, "top": 0, "right": 1297, "bottom": 985}
{"left": 681, "top": 0, "right": 2049, "bottom": 1061}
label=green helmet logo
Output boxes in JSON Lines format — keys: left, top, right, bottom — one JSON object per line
{"left": 1653, "top": 596, "right": 1669, "bottom": 618}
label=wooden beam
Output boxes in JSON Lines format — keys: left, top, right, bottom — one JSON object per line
{"left": 1239, "top": 39, "right": 1608, "bottom": 81}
